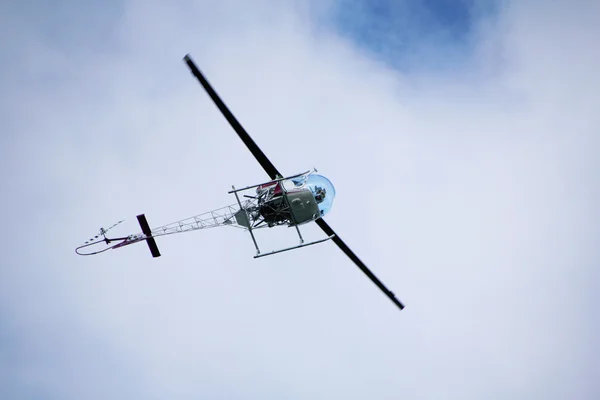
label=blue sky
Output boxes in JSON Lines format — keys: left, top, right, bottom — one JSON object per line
{"left": 1, "top": 1, "right": 599, "bottom": 399}
{"left": 324, "top": 0, "right": 498, "bottom": 71}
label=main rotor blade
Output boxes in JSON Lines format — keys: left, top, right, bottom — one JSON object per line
{"left": 315, "top": 218, "right": 405, "bottom": 310}
{"left": 183, "top": 54, "right": 282, "bottom": 180}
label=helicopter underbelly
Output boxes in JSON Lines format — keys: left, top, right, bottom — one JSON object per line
{"left": 259, "top": 188, "right": 320, "bottom": 227}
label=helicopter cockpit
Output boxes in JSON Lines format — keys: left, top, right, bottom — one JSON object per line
{"left": 284, "top": 174, "right": 336, "bottom": 217}
{"left": 277, "top": 173, "right": 336, "bottom": 223}
{"left": 251, "top": 171, "right": 336, "bottom": 227}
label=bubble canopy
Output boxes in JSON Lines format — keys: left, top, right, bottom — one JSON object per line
{"left": 287, "top": 173, "right": 336, "bottom": 216}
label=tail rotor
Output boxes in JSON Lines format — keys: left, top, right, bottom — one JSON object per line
{"left": 84, "top": 220, "right": 124, "bottom": 244}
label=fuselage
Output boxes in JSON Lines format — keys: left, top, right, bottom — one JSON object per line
{"left": 256, "top": 173, "right": 336, "bottom": 227}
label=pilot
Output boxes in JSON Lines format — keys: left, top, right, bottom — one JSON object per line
{"left": 314, "top": 187, "right": 326, "bottom": 204}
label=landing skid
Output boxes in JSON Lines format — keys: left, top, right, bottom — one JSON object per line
{"left": 254, "top": 235, "right": 335, "bottom": 258}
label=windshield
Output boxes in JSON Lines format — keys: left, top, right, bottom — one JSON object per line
{"left": 290, "top": 174, "right": 336, "bottom": 216}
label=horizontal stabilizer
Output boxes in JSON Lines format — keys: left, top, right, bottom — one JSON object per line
{"left": 137, "top": 214, "right": 161, "bottom": 258}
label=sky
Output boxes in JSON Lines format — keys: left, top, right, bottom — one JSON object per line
{"left": 1, "top": 0, "right": 599, "bottom": 398}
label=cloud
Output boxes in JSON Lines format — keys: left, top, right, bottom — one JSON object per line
{"left": 1, "top": 1, "right": 598, "bottom": 399}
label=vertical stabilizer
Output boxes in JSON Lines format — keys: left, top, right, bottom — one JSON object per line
{"left": 137, "top": 214, "right": 161, "bottom": 258}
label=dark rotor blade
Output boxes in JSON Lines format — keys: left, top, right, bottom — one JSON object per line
{"left": 137, "top": 214, "right": 161, "bottom": 258}
{"left": 315, "top": 218, "right": 404, "bottom": 310}
{"left": 183, "top": 54, "right": 282, "bottom": 180}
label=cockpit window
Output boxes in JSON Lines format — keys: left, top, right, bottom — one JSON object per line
{"left": 306, "top": 175, "right": 335, "bottom": 216}
{"left": 291, "top": 178, "right": 305, "bottom": 188}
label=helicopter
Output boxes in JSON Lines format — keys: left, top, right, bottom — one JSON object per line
{"left": 76, "top": 54, "right": 404, "bottom": 311}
